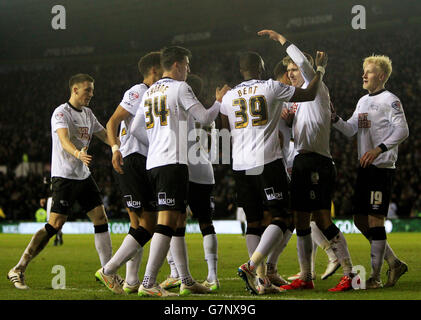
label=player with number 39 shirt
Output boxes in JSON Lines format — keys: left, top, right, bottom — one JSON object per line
{"left": 220, "top": 29, "right": 326, "bottom": 294}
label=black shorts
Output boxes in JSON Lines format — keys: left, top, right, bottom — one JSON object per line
{"left": 233, "top": 159, "right": 289, "bottom": 223}
{"left": 290, "top": 153, "right": 336, "bottom": 212}
{"left": 113, "top": 153, "right": 156, "bottom": 212}
{"left": 51, "top": 175, "right": 103, "bottom": 215}
{"left": 188, "top": 182, "right": 215, "bottom": 224}
{"left": 352, "top": 165, "right": 395, "bottom": 216}
{"left": 148, "top": 163, "right": 189, "bottom": 212}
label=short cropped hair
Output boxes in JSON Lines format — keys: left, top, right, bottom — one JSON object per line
{"left": 363, "top": 54, "right": 392, "bottom": 83}
{"left": 69, "top": 73, "right": 94, "bottom": 91}
{"left": 160, "top": 46, "right": 192, "bottom": 71}
{"left": 273, "top": 61, "right": 287, "bottom": 79}
{"left": 239, "top": 51, "right": 264, "bottom": 73}
{"left": 186, "top": 74, "right": 203, "bottom": 98}
{"left": 282, "top": 52, "right": 314, "bottom": 68}
{"left": 273, "top": 61, "right": 291, "bottom": 85}
{"left": 138, "top": 51, "right": 161, "bottom": 77}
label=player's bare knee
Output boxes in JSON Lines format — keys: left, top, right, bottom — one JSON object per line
{"left": 312, "top": 210, "right": 332, "bottom": 230}
{"left": 87, "top": 205, "right": 108, "bottom": 225}
{"left": 127, "top": 209, "right": 141, "bottom": 229}
{"left": 48, "top": 212, "right": 67, "bottom": 230}
{"left": 353, "top": 214, "right": 369, "bottom": 233}
{"left": 368, "top": 214, "right": 385, "bottom": 227}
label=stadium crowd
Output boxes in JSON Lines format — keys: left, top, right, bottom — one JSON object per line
{"left": 1, "top": 25, "right": 420, "bottom": 221}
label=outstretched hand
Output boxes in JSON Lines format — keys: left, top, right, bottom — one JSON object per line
{"left": 216, "top": 84, "right": 231, "bottom": 102}
{"left": 78, "top": 146, "right": 92, "bottom": 167}
{"left": 257, "top": 29, "right": 287, "bottom": 45}
{"left": 315, "top": 51, "right": 328, "bottom": 68}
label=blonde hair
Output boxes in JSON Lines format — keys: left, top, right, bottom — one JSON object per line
{"left": 363, "top": 55, "right": 392, "bottom": 83}
{"left": 282, "top": 52, "right": 314, "bottom": 68}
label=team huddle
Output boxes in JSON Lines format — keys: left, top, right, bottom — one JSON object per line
{"left": 7, "top": 29, "right": 409, "bottom": 296}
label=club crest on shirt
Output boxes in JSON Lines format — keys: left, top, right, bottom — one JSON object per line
{"left": 129, "top": 91, "right": 139, "bottom": 100}
{"left": 391, "top": 101, "right": 402, "bottom": 113}
{"left": 290, "top": 103, "right": 299, "bottom": 114}
{"left": 358, "top": 113, "right": 371, "bottom": 128}
{"left": 55, "top": 112, "right": 64, "bottom": 120}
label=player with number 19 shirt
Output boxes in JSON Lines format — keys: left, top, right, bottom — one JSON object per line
{"left": 332, "top": 55, "right": 409, "bottom": 289}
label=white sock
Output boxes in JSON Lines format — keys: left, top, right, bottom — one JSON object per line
{"left": 142, "top": 232, "right": 172, "bottom": 288}
{"left": 384, "top": 242, "right": 400, "bottom": 268}
{"left": 166, "top": 251, "right": 179, "bottom": 278}
{"left": 170, "top": 236, "right": 194, "bottom": 286}
{"left": 297, "top": 233, "right": 313, "bottom": 281}
{"left": 368, "top": 238, "right": 401, "bottom": 268}
{"left": 371, "top": 240, "right": 386, "bottom": 281}
{"left": 103, "top": 234, "right": 140, "bottom": 275}
{"left": 94, "top": 231, "right": 112, "bottom": 267}
{"left": 266, "top": 228, "right": 292, "bottom": 273}
{"left": 125, "top": 247, "right": 143, "bottom": 286}
{"left": 203, "top": 234, "right": 218, "bottom": 282}
{"left": 250, "top": 225, "right": 283, "bottom": 268}
{"left": 329, "top": 231, "right": 353, "bottom": 276}
{"left": 311, "top": 239, "right": 318, "bottom": 274}
{"left": 246, "top": 234, "right": 261, "bottom": 258}
{"left": 310, "top": 221, "right": 337, "bottom": 262}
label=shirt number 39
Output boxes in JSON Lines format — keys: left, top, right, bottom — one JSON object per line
{"left": 233, "top": 95, "right": 268, "bottom": 129}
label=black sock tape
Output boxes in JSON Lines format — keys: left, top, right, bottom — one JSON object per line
{"left": 45, "top": 223, "right": 58, "bottom": 239}
{"left": 322, "top": 223, "right": 340, "bottom": 241}
{"left": 94, "top": 223, "right": 109, "bottom": 233}
{"left": 154, "top": 224, "right": 174, "bottom": 237}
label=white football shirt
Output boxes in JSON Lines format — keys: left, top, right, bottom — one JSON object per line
{"left": 333, "top": 90, "right": 409, "bottom": 169}
{"left": 118, "top": 83, "right": 149, "bottom": 158}
{"left": 135, "top": 77, "right": 201, "bottom": 170}
{"left": 220, "top": 79, "right": 295, "bottom": 171}
{"left": 285, "top": 44, "right": 332, "bottom": 159}
{"left": 187, "top": 117, "right": 215, "bottom": 185}
{"left": 51, "top": 103, "right": 104, "bottom": 180}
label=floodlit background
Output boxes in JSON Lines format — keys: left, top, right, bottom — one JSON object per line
{"left": 0, "top": 0, "right": 420, "bottom": 222}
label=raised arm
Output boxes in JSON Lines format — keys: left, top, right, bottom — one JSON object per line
{"left": 289, "top": 51, "right": 326, "bottom": 102}
{"left": 258, "top": 29, "right": 327, "bottom": 103}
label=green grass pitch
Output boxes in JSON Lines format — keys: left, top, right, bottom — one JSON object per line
{"left": 0, "top": 233, "right": 420, "bottom": 300}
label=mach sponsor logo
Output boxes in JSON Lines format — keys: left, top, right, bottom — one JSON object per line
{"left": 264, "top": 187, "right": 283, "bottom": 201}
{"left": 158, "top": 192, "right": 175, "bottom": 206}
{"left": 124, "top": 195, "right": 142, "bottom": 209}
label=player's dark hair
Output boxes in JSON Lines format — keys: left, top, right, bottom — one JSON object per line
{"left": 273, "top": 61, "right": 287, "bottom": 79}
{"left": 239, "top": 51, "right": 264, "bottom": 73}
{"left": 68, "top": 73, "right": 94, "bottom": 91}
{"left": 138, "top": 51, "right": 161, "bottom": 77}
{"left": 160, "top": 46, "right": 192, "bottom": 71}
{"left": 186, "top": 74, "right": 203, "bottom": 98}
{"left": 273, "top": 61, "right": 291, "bottom": 84}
